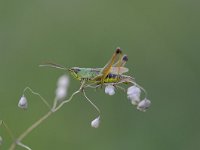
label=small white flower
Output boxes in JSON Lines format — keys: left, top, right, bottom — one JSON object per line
{"left": 0, "top": 135, "right": 2, "bottom": 145}
{"left": 55, "top": 87, "right": 67, "bottom": 100}
{"left": 127, "top": 86, "right": 141, "bottom": 105}
{"left": 137, "top": 98, "right": 151, "bottom": 112}
{"left": 105, "top": 85, "right": 115, "bottom": 96}
{"left": 57, "top": 75, "right": 69, "bottom": 88}
{"left": 91, "top": 116, "right": 100, "bottom": 128}
{"left": 18, "top": 95, "right": 28, "bottom": 109}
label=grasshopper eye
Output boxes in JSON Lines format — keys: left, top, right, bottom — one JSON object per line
{"left": 69, "top": 68, "right": 79, "bottom": 74}
{"left": 71, "top": 67, "right": 80, "bottom": 73}
{"left": 68, "top": 67, "right": 81, "bottom": 80}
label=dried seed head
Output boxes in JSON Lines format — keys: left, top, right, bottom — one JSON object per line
{"left": 18, "top": 95, "right": 28, "bottom": 109}
{"left": 105, "top": 85, "right": 115, "bottom": 96}
{"left": 137, "top": 98, "right": 151, "bottom": 112}
{"left": 91, "top": 116, "right": 100, "bottom": 128}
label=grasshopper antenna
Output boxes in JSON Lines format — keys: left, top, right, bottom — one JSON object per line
{"left": 39, "top": 62, "right": 69, "bottom": 71}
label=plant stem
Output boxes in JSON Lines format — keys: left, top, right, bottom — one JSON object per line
{"left": 9, "top": 81, "right": 86, "bottom": 150}
{"left": 9, "top": 111, "right": 52, "bottom": 150}
{"left": 0, "top": 120, "right": 15, "bottom": 141}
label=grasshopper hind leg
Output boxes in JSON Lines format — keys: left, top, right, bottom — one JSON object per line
{"left": 100, "top": 47, "right": 123, "bottom": 85}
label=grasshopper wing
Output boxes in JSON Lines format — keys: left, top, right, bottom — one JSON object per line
{"left": 110, "top": 67, "right": 129, "bottom": 74}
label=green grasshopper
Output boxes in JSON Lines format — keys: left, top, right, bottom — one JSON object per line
{"left": 40, "top": 47, "right": 134, "bottom": 87}
{"left": 40, "top": 47, "right": 149, "bottom": 115}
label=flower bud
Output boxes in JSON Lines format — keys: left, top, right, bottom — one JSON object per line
{"left": 105, "top": 85, "right": 115, "bottom": 96}
{"left": 91, "top": 116, "right": 100, "bottom": 128}
{"left": 18, "top": 95, "right": 28, "bottom": 109}
{"left": 137, "top": 98, "right": 151, "bottom": 112}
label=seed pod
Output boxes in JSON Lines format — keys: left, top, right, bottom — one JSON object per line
{"left": 18, "top": 95, "right": 28, "bottom": 109}
{"left": 105, "top": 85, "right": 115, "bottom": 96}
{"left": 127, "top": 86, "right": 141, "bottom": 105}
{"left": 91, "top": 117, "right": 100, "bottom": 128}
{"left": 137, "top": 98, "right": 151, "bottom": 112}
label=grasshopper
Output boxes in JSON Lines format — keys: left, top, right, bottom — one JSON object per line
{"left": 39, "top": 47, "right": 150, "bottom": 123}
{"left": 40, "top": 47, "right": 135, "bottom": 88}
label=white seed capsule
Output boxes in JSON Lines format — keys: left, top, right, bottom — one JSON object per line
{"left": 137, "top": 98, "right": 151, "bottom": 112}
{"left": 105, "top": 85, "right": 115, "bottom": 96}
{"left": 128, "top": 94, "right": 140, "bottom": 105}
{"left": 55, "top": 87, "right": 67, "bottom": 100}
{"left": 55, "top": 74, "right": 70, "bottom": 101}
{"left": 91, "top": 116, "right": 100, "bottom": 128}
{"left": 127, "top": 86, "right": 141, "bottom": 105}
{"left": 18, "top": 95, "right": 28, "bottom": 109}
{"left": 57, "top": 75, "right": 69, "bottom": 88}
{"left": 127, "top": 85, "right": 141, "bottom": 96}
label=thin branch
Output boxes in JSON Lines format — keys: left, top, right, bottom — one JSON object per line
{"left": 115, "top": 85, "right": 126, "bottom": 92}
{"left": 0, "top": 120, "right": 15, "bottom": 140}
{"left": 52, "top": 97, "right": 58, "bottom": 111}
{"left": 23, "top": 87, "right": 51, "bottom": 109}
{"left": 17, "top": 142, "right": 32, "bottom": 150}
{"left": 53, "top": 90, "right": 80, "bottom": 112}
{"left": 83, "top": 89, "right": 100, "bottom": 114}
{"left": 9, "top": 111, "right": 52, "bottom": 150}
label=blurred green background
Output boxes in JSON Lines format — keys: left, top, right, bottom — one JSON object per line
{"left": 0, "top": 0, "right": 200, "bottom": 149}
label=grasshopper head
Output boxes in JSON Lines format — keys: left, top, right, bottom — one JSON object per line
{"left": 68, "top": 67, "right": 81, "bottom": 80}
